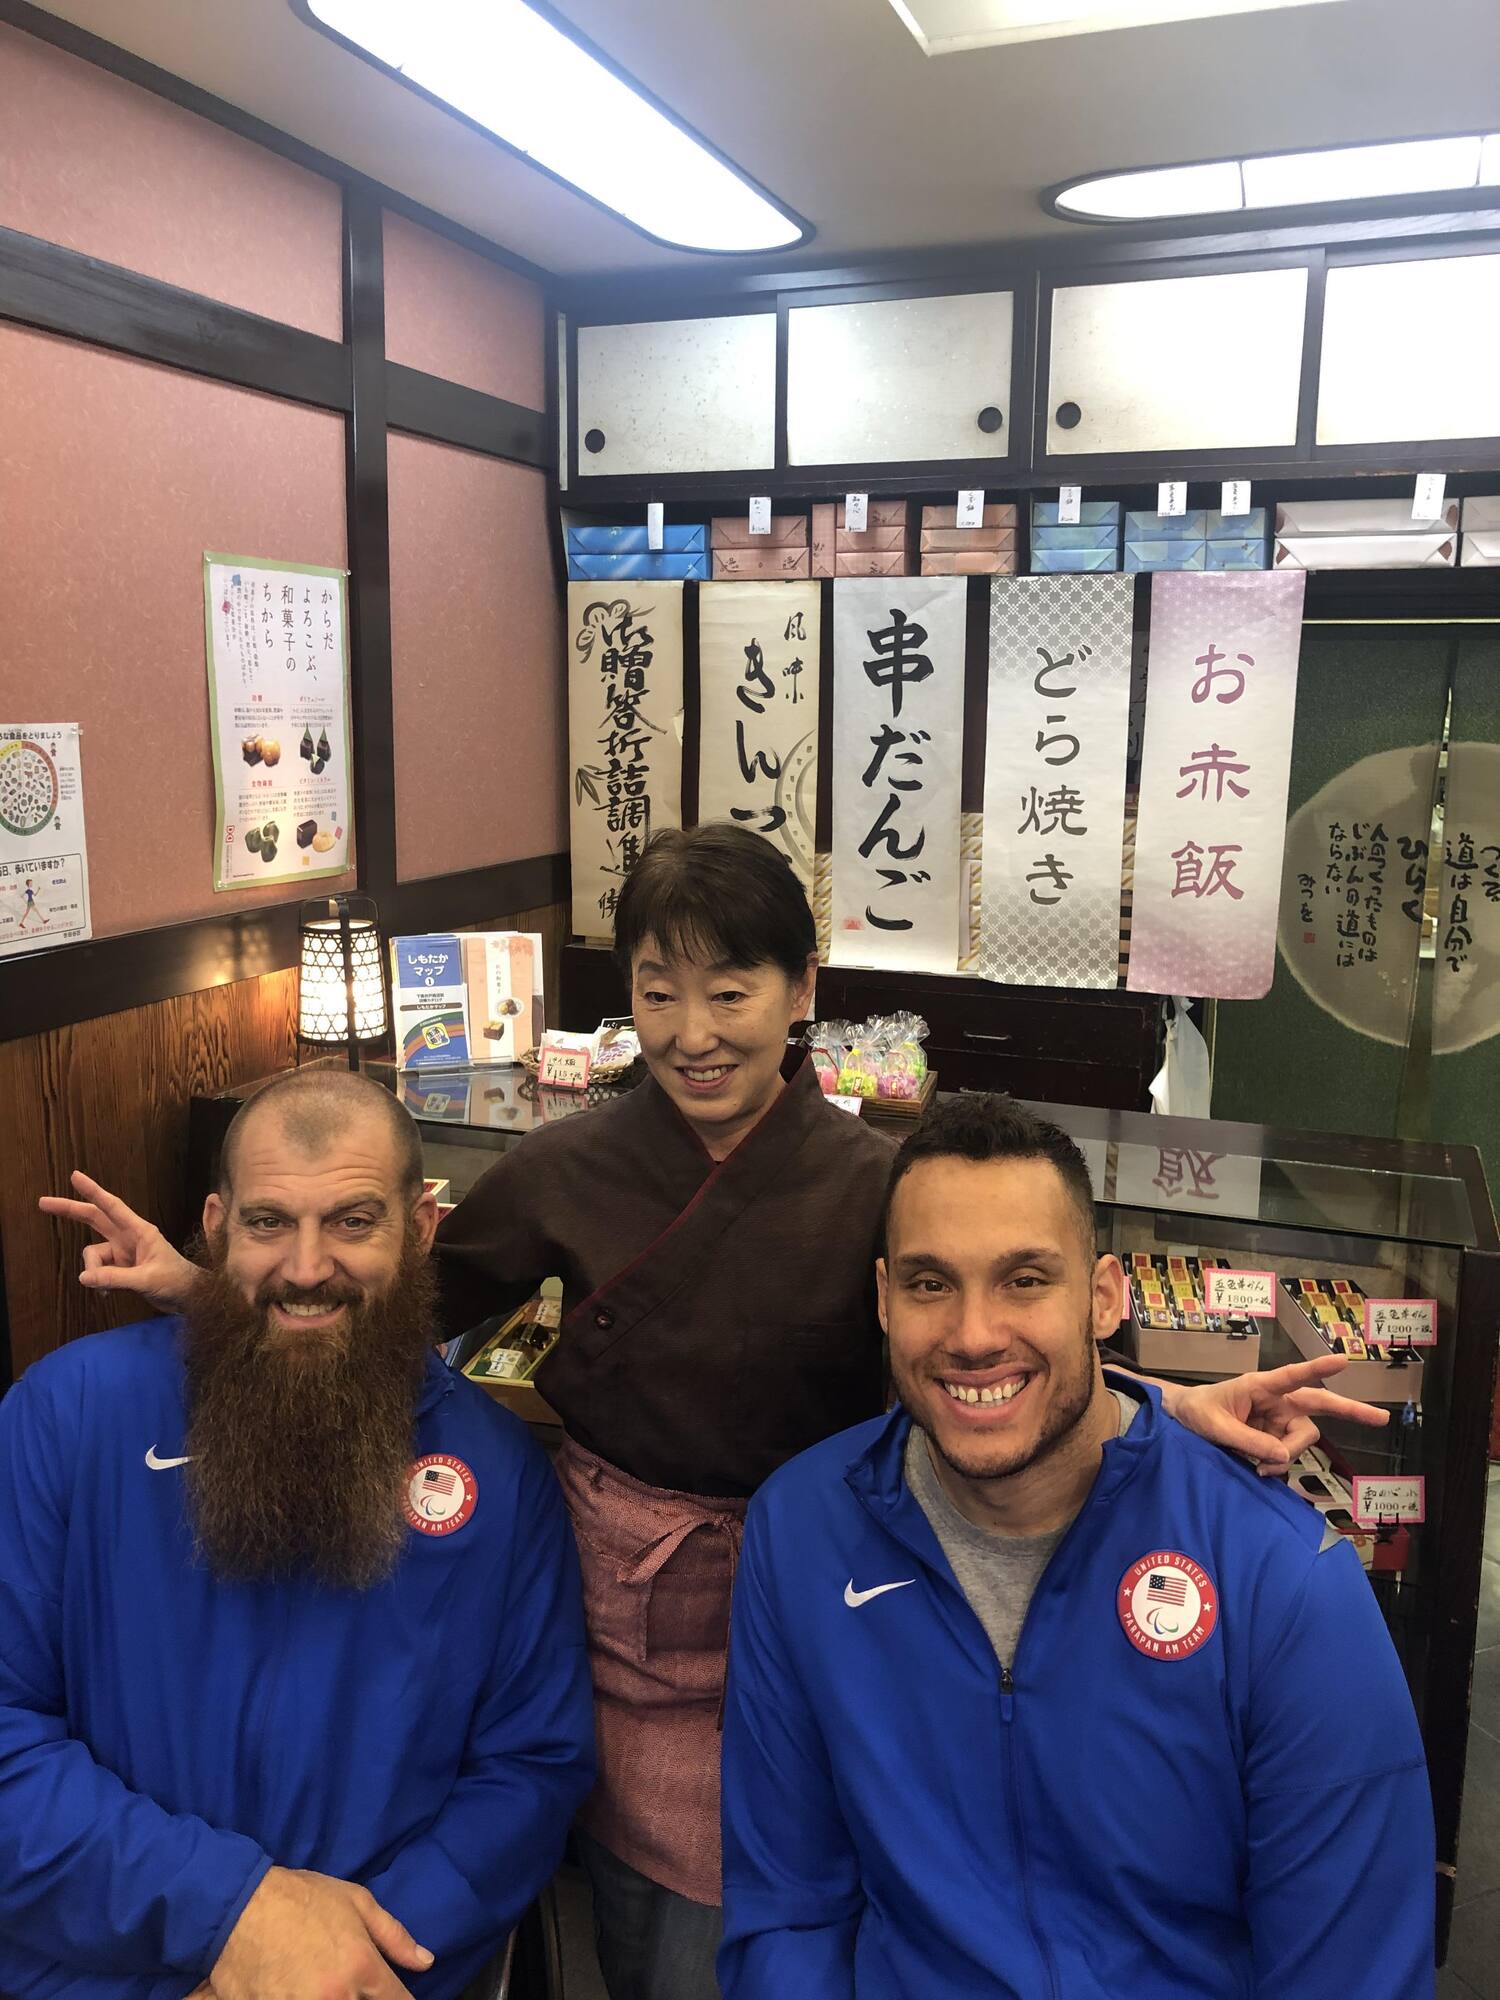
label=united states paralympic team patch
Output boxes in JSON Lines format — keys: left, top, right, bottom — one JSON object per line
{"left": 1118, "top": 1549, "right": 1218, "bottom": 1659}
{"left": 403, "top": 1454, "right": 478, "bottom": 1537}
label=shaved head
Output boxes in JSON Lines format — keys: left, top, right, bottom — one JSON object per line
{"left": 218, "top": 1068, "right": 424, "bottom": 1206}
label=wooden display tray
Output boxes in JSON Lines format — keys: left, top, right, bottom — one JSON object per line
{"left": 863, "top": 1070, "right": 938, "bottom": 1122}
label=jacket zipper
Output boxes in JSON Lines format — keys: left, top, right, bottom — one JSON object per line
{"left": 999, "top": 1662, "right": 1061, "bottom": 2000}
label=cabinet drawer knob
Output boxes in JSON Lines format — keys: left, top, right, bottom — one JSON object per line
{"left": 584, "top": 427, "right": 606, "bottom": 454}
{"left": 1054, "top": 401, "right": 1082, "bottom": 431}
{"left": 963, "top": 1030, "right": 1013, "bottom": 1044}
{"left": 977, "top": 405, "right": 1004, "bottom": 434}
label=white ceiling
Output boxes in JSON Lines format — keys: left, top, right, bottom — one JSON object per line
{"left": 26, "top": 0, "right": 1500, "bottom": 278}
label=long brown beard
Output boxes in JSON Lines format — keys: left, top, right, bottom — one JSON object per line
{"left": 180, "top": 1227, "right": 437, "bottom": 1590}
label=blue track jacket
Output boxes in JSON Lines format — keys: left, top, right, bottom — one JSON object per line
{"left": 0, "top": 1319, "right": 595, "bottom": 2000}
{"left": 720, "top": 1378, "right": 1434, "bottom": 1999}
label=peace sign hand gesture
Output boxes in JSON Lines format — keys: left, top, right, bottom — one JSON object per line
{"left": 39, "top": 1172, "right": 199, "bottom": 1314}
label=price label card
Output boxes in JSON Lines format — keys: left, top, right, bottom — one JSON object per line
{"left": 828, "top": 1093, "right": 865, "bottom": 1116}
{"left": 1413, "top": 472, "right": 1446, "bottom": 520}
{"left": 537, "top": 1032, "right": 594, "bottom": 1090}
{"left": 748, "top": 496, "right": 772, "bottom": 536}
{"left": 844, "top": 492, "right": 869, "bottom": 533}
{"left": 1057, "top": 485, "right": 1082, "bottom": 525}
{"left": 956, "top": 488, "right": 985, "bottom": 529}
{"left": 1364, "top": 1298, "right": 1438, "bottom": 1348}
{"left": 1203, "top": 1267, "right": 1278, "bottom": 1318}
{"left": 646, "top": 501, "right": 664, "bottom": 551}
{"left": 1351, "top": 1475, "right": 1426, "bottom": 1529}
{"left": 1220, "top": 480, "right": 1252, "bottom": 518}
{"left": 1157, "top": 480, "right": 1188, "bottom": 518}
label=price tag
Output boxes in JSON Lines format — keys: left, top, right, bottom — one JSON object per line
{"left": 748, "top": 496, "right": 772, "bottom": 536}
{"left": 1157, "top": 480, "right": 1188, "bottom": 518}
{"left": 1351, "top": 1475, "right": 1426, "bottom": 1529}
{"left": 828, "top": 1093, "right": 865, "bottom": 1117}
{"left": 1202, "top": 1267, "right": 1278, "bottom": 1318}
{"left": 1364, "top": 1298, "right": 1437, "bottom": 1348}
{"left": 1413, "top": 472, "right": 1446, "bottom": 520}
{"left": 956, "top": 488, "right": 985, "bottom": 529}
{"left": 1220, "top": 480, "right": 1252, "bottom": 518}
{"left": 537, "top": 1031, "right": 595, "bottom": 1090}
{"left": 844, "top": 492, "right": 868, "bottom": 533}
{"left": 1057, "top": 485, "right": 1082, "bottom": 525}
{"left": 646, "top": 501, "right": 664, "bottom": 550}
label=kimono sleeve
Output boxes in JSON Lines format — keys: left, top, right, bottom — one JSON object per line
{"left": 431, "top": 1147, "right": 558, "bottom": 1340}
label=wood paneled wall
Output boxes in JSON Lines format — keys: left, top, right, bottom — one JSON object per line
{"left": 1, "top": 897, "right": 566, "bottom": 1382}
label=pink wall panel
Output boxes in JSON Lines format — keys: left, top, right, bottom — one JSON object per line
{"left": 383, "top": 209, "right": 546, "bottom": 408}
{"left": 0, "top": 22, "right": 342, "bottom": 338}
{"left": 388, "top": 435, "right": 564, "bottom": 881}
{"left": 0, "top": 325, "right": 353, "bottom": 935}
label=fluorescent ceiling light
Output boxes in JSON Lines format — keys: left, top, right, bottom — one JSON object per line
{"left": 890, "top": 0, "right": 1343, "bottom": 55}
{"left": 298, "top": 0, "right": 806, "bottom": 254}
{"left": 1056, "top": 133, "right": 1500, "bottom": 220}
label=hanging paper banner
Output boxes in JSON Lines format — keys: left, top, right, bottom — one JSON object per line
{"left": 829, "top": 577, "right": 966, "bottom": 973}
{"left": 978, "top": 575, "right": 1133, "bottom": 988}
{"left": 1434, "top": 661, "right": 1500, "bottom": 1058}
{"left": 697, "top": 581, "right": 820, "bottom": 887}
{"left": 1128, "top": 573, "right": 1306, "bottom": 999}
{"left": 567, "top": 582, "right": 684, "bottom": 940}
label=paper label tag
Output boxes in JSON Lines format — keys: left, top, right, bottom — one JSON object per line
{"left": 1364, "top": 1298, "right": 1437, "bottom": 1348}
{"left": 1057, "top": 485, "right": 1082, "bottom": 525}
{"left": 844, "top": 492, "right": 868, "bottom": 533}
{"left": 828, "top": 1093, "right": 865, "bottom": 1116}
{"left": 1413, "top": 472, "right": 1446, "bottom": 520}
{"left": 748, "top": 496, "right": 772, "bottom": 536}
{"left": 1203, "top": 1267, "right": 1277, "bottom": 1318}
{"left": 956, "top": 488, "right": 985, "bottom": 529}
{"left": 1220, "top": 480, "right": 1252, "bottom": 519}
{"left": 537, "top": 1034, "right": 593, "bottom": 1090}
{"left": 1157, "top": 481, "right": 1188, "bottom": 518}
{"left": 1351, "top": 1475, "right": 1425, "bottom": 1528}
{"left": 646, "top": 501, "right": 664, "bottom": 551}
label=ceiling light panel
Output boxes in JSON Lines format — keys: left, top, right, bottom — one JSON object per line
{"left": 1241, "top": 136, "right": 1482, "bottom": 207}
{"left": 890, "top": 0, "right": 1345, "bottom": 55}
{"left": 299, "top": 0, "right": 806, "bottom": 254}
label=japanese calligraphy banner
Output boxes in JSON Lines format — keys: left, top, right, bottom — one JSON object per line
{"left": 979, "top": 575, "right": 1133, "bottom": 988}
{"left": 829, "top": 577, "right": 966, "bottom": 973}
{"left": 203, "top": 553, "right": 353, "bottom": 892}
{"left": 696, "top": 581, "right": 820, "bottom": 888}
{"left": 1128, "top": 573, "right": 1306, "bottom": 999}
{"left": 567, "top": 582, "right": 684, "bottom": 940}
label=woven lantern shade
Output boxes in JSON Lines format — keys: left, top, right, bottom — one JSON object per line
{"left": 297, "top": 894, "right": 388, "bottom": 1069}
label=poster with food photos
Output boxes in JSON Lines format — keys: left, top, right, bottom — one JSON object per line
{"left": 0, "top": 723, "right": 92, "bottom": 959}
{"left": 203, "top": 552, "right": 353, "bottom": 891}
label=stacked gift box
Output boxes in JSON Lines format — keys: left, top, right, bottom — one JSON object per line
{"left": 1029, "top": 499, "right": 1121, "bottom": 573}
{"left": 1460, "top": 496, "right": 1500, "bottom": 566}
{"left": 565, "top": 523, "right": 709, "bottom": 581}
{"left": 919, "top": 502, "right": 1018, "bottom": 576}
{"left": 710, "top": 514, "right": 811, "bottom": 580}
{"left": 833, "top": 498, "right": 915, "bottom": 577}
{"left": 810, "top": 503, "right": 836, "bottom": 578}
{"left": 1272, "top": 497, "right": 1459, "bottom": 570}
{"left": 1123, "top": 508, "right": 1270, "bottom": 572}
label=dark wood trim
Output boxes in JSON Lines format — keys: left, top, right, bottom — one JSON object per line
{"left": 815, "top": 578, "right": 834, "bottom": 853}
{"left": 681, "top": 581, "right": 701, "bottom": 826}
{"left": 0, "top": 0, "right": 552, "bottom": 288}
{"left": 0, "top": 853, "right": 568, "bottom": 1044}
{"left": 0, "top": 223, "right": 351, "bottom": 408}
{"left": 961, "top": 577, "right": 989, "bottom": 817}
{"left": 1294, "top": 249, "right": 1329, "bottom": 463}
{"left": 542, "top": 303, "right": 569, "bottom": 600}
{"left": 386, "top": 362, "right": 549, "bottom": 468}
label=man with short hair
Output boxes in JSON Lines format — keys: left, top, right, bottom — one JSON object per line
{"left": 719, "top": 1093, "right": 1434, "bottom": 1999}
{"left": 4, "top": 1069, "right": 594, "bottom": 2000}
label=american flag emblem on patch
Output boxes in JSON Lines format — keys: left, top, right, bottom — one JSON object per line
{"left": 1148, "top": 1571, "right": 1188, "bottom": 1606}
{"left": 422, "top": 1468, "right": 459, "bottom": 1497}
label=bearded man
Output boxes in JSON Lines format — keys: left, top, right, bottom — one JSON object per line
{"left": 4, "top": 1070, "right": 594, "bottom": 2000}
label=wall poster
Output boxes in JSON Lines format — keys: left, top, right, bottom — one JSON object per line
{"left": 0, "top": 723, "right": 91, "bottom": 958}
{"left": 203, "top": 553, "right": 353, "bottom": 892}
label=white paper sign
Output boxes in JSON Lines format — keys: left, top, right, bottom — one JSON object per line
{"left": 978, "top": 576, "right": 1133, "bottom": 989}
{"left": 749, "top": 496, "right": 772, "bottom": 536}
{"left": 957, "top": 489, "right": 985, "bottom": 529}
{"left": 1364, "top": 1298, "right": 1438, "bottom": 1348}
{"left": 829, "top": 1093, "right": 865, "bottom": 1116}
{"left": 845, "top": 492, "right": 869, "bottom": 533}
{"left": 830, "top": 577, "right": 967, "bottom": 974}
{"left": 1413, "top": 472, "right": 1446, "bottom": 521}
{"left": 0, "top": 723, "right": 92, "bottom": 958}
{"left": 1203, "top": 1266, "right": 1277, "bottom": 1317}
{"left": 204, "top": 555, "right": 353, "bottom": 892}
{"left": 1058, "top": 486, "right": 1082, "bottom": 526}
{"left": 1351, "top": 1475, "right": 1425, "bottom": 1528}
{"left": 1221, "top": 481, "right": 1252, "bottom": 519}
{"left": 1158, "top": 481, "right": 1188, "bottom": 518}
{"left": 647, "top": 502, "right": 664, "bottom": 551}
{"left": 538, "top": 1040, "right": 592, "bottom": 1090}
{"left": 697, "top": 581, "right": 820, "bottom": 887}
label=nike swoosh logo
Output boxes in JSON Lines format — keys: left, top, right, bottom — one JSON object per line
{"left": 844, "top": 1577, "right": 915, "bottom": 1609}
{"left": 144, "top": 1447, "right": 193, "bottom": 1470}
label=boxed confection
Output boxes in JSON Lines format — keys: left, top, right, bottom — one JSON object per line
{"left": 565, "top": 523, "right": 710, "bottom": 582}
{"left": 811, "top": 502, "right": 837, "bottom": 578}
{"left": 834, "top": 549, "right": 912, "bottom": 577}
{"left": 1460, "top": 496, "right": 1500, "bottom": 566}
{"left": 711, "top": 546, "right": 814, "bottom": 580}
{"left": 1276, "top": 1275, "right": 1425, "bottom": 1404}
{"left": 920, "top": 549, "right": 1018, "bottom": 575}
{"left": 920, "top": 502, "right": 1018, "bottom": 551}
{"left": 568, "top": 551, "right": 710, "bottom": 581}
{"left": 1123, "top": 1252, "right": 1261, "bottom": 1377}
{"left": 710, "top": 514, "right": 809, "bottom": 549}
{"left": 1273, "top": 497, "right": 1461, "bottom": 537}
{"left": 1030, "top": 499, "right": 1121, "bottom": 574}
{"left": 1272, "top": 533, "right": 1456, "bottom": 571}
{"left": 1124, "top": 509, "right": 1271, "bottom": 573}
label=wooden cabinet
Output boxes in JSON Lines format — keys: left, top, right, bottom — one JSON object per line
{"left": 1316, "top": 250, "right": 1500, "bottom": 447}
{"left": 786, "top": 288, "right": 1016, "bottom": 466}
{"left": 1042, "top": 265, "right": 1308, "bottom": 458}
{"left": 573, "top": 312, "right": 777, "bottom": 477}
